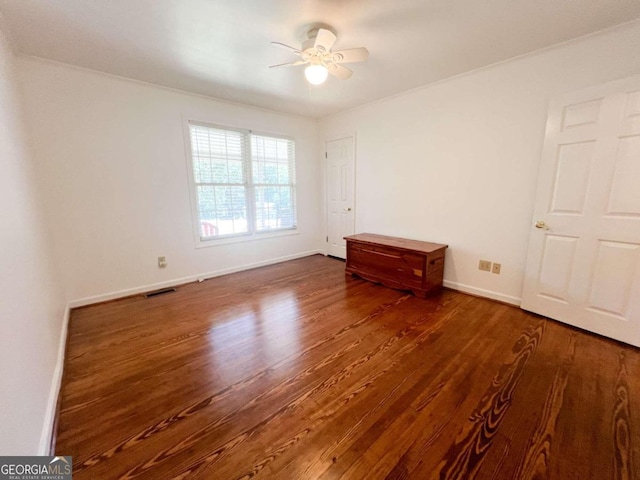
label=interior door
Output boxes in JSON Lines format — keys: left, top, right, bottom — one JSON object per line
{"left": 326, "top": 137, "right": 355, "bottom": 259}
{"left": 521, "top": 75, "right": 640, "bottom": 347}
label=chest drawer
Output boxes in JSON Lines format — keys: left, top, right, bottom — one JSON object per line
{"left": 348, "top": 243, "right": 424, "bottom": 287}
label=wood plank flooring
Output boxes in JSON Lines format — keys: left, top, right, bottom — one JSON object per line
{"left": 55, "top": 254, "right": 640, "bottom": 479}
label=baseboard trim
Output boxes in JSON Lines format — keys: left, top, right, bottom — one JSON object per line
{"left": 39, "top": 304, "right": 70, "bottom": 455}
{"left": 68, "top": 250, "right": 325, "bottom": 308}
{"left": 443, "top": 280, "right": 521, "bottom": 306}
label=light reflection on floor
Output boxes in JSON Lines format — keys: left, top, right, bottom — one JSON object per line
{"left": 206, "top": 291, "right": 300, "bottom": 383}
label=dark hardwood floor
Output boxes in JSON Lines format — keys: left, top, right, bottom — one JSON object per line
{"left": 55, "top": 254, "right": 639, "bottom": 479}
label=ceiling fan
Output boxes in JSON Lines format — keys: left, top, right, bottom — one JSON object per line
{"left": 270, "top": 26, "right": 369, "bottom": 85}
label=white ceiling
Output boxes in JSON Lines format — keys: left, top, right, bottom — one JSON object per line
{"left": 1, "top": 0, "right": 640, "bottom": 118}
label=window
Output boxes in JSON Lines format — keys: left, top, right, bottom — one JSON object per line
{"left": 188, "top": 122, "right": 297, "bottom": 242}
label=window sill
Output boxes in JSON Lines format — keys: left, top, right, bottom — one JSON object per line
{"left": 194, "top": 228, "right": 299, "bottom": 248}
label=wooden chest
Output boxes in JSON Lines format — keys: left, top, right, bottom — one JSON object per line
{"left": 344, "top": 233, "right": 448, "bottom": 298}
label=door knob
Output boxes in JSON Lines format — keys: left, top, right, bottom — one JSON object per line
{"left": 344, "top": 207, "right": 352, "bottom": 211}
{"left": 535, "top": 220, "right": 550, "bottom": 230}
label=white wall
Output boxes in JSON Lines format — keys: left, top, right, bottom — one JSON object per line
{"left": 17, "top": 59, "right": 323, "bottom": 304}
{"left": 319, "top": 21, "right": 640, "bottom": 305}
{"left": 0, "top": 22, "right": 66, "bottom": 454}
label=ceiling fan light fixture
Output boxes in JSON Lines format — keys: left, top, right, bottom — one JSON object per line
{"left": 270, "top": 26, "right": 367, "bottom": 84}
{"left": 304, "top": 64, "right": 328, "bottom": 85}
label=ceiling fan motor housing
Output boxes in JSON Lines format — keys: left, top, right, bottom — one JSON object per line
{"left": 304, "top": 25, "right": 337, "bottom": 52}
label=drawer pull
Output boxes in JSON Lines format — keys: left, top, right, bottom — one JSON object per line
{"left": 413, "top": 269, "right": 423, "bottom": 277}
{"left": 361, "top": 248, "right": 401, "bottom": 259}
{"left": 430, "top": 257, "right": 444, "bottom": 266}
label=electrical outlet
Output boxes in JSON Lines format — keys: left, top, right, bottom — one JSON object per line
{"left": 479, "top": 260, "right": 491, "bottom": 272}
{"left": 492, "top": 263, "right": 501, "bottom": 274}
{"left": 158, "top": 256, "right": 167, "bottom": 268}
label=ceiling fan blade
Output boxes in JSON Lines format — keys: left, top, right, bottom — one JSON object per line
{"left": 331, "top": 47, "right": 369, "bottom": 64}
{"left": 269, "top": 60, "right": 309, "bottom": 68}
{"left": 314, "top": 28, "right": 337, "bottom": 53}
{"left": 327, "top": 63, "right": 352, "bottom": 80}
{"left": 270, "top": 42, "right": 301, "bottom": 54}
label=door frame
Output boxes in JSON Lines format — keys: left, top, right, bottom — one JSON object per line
{"left": 324, "top": 134, "right": 357, "bottom": 256}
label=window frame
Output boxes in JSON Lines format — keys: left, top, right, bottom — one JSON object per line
{"left": 184, "top": 119, "right": 299, "bottom": 248}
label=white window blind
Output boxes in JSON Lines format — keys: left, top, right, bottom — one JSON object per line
{"left": 251, "top": 134, "right": 296, "bottom": 232}
{"left": 188, "top": 122, "right": 297, "bottom": 241}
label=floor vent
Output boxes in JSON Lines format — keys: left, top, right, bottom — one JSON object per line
{"left": 144, "top": 287, "right": 177, "bottom": 298}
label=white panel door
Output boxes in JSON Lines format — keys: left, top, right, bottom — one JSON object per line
{"left": 522, "top": 75, "right": 640, "bottom": 347}
{"left": 326, "top": 137, "right": 355, "bottom": 258}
